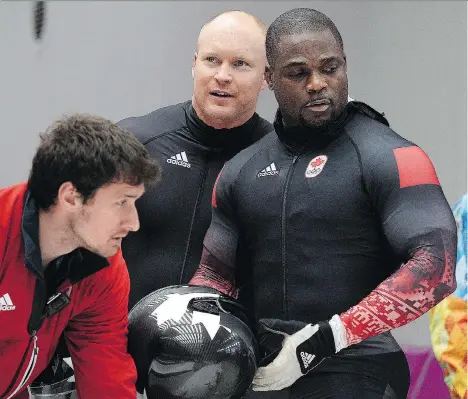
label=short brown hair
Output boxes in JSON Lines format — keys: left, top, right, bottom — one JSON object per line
{"left": 28, "top": 113, "right": 160, "bottom": 210}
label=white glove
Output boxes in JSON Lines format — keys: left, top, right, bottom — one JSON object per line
{"left": 252, "top": 315, "right": 347, "bottom": 391}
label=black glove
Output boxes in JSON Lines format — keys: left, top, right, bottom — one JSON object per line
{"left": 257, "top": 319, "right": 308, "bottom": 366}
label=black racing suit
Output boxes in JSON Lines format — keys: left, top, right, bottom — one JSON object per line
{"left": 197, "top": 102, "right": 456, "bottom": 398}
{"left": 118, "top": 100, "right": 272, "bottom": 309}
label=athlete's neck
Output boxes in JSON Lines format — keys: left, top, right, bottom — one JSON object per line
{"left": 274, "top": 105, "right": 350, "bottom": 151}
{"left": 38, "top": 208, "right": 79, "bottom": 267}
{"left": 191, "top": 97, "right": 254, "bottom": 130}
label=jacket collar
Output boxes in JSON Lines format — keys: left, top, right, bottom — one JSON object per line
{"left": 22, "top": 190, "right": 110, "bottom": 283}
{"left": 184, "top": 101, "right": 262, "bottom": 156}
{"left": 273, "top": 103, "right": 353, "bottom": 153}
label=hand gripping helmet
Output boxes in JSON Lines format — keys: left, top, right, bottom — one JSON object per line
{"left": 128, "top": 285, "right": 258, "bottom": 399}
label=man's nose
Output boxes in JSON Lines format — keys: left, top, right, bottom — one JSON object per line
{"left": 306, "top": 72, "right": 327, "bottom": 92}
{"left": 125, "top": 205, "right": 140, "bottom": 232}
{"left": 214, "top": 63, "right": 233, "bottom": 84}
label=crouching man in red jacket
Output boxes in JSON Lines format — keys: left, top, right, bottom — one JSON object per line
{"left": 0, "top": 114, "right": 160, "bottom": 399}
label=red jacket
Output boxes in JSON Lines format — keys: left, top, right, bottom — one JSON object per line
{"left": 0, "top": 183, "right": 137, "bottom": 399}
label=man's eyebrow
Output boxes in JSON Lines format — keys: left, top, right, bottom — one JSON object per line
{"left": 202, "top": 51, "right": 254, "bottom": 61}
{"left": 282, "top": 58, "right": 308, "bottom": 68}
{"left": 319, "top": 56, "right": 341, "bottom": 63}
{"left": 283, "top": 55, "right": 342, "bottom": 67}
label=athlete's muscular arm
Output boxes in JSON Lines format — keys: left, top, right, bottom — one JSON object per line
{"left": 189, "top": 166, "right": 240, "bottom": 298}
{"left": 251, "top": 142, "right": 456, "bottom": 393}
{"left": 340, "top": 234, "right": 456, "bottom": 345}
{"left": 190, "top": 246, "right": 238, "bottom": 297}
{"left": 339, "top": 146, "right": 457, "bottom": 345}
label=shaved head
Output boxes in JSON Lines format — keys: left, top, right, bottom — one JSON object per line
{"left": 191, "top": 10, "right": 268, "bottom": 129}
{"left": 197, "top": 11, "right": 267, "bottom": 51}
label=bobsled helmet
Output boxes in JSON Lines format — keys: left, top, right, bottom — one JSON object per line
{"left": 128, "top": 285, "right": 258, "bottom": 399}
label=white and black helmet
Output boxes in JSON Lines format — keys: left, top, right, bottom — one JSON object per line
{"left": 128, "top": 285, "right": 258, "bottom": 399}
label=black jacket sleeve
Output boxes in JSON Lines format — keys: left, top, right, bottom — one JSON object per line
{"left": 189, "top": 162, "right": 240, "bottom": 297}
{"left": 340, "top": 143, "right": 457, "bottom": 345}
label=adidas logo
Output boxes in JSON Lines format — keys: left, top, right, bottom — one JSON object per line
{"left": 167, "top": 151, "right": 191, "bottom": 169}
{"left": 300, "top": 351, "right": 315, "bottom": 369}
{"left": 257, "top": 162, "right": 279, "bottom": 177}
{"left": 0, "top": 293, "right": 15, "bottom": 311}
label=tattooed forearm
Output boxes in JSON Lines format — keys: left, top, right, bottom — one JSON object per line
{"left": 189, "top": 246, "right": 238, "bottom": 298}
{"left": 340, "top": 238, "right": 456, "bottom": 346}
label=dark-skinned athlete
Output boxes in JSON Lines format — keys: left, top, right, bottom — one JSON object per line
{"left": 190, "top": 8, "right": 457, "bottom": 399}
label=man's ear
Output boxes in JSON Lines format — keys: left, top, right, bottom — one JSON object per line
{"left": 264, "top": 66, "right": 274, "bottom": 90}
{"left": 192, "top": 52, "right": 197, "bottom": 78}
{"left": 57, "top": 182, "right": 82, "bottom": 211}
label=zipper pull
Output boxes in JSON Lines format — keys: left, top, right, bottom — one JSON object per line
{"left": 31, "top": 330, "right": 38, "bottom": 352}
{"left": 4, "top": 331, "right": 40, "bottom": 399}
{"left": 292, "top": 155, "right": 298, "bottom": 164}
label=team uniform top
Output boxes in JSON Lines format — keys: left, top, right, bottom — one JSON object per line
{"left": 118, "top": 100, "right": 272, "bottom": 309}
{"left": 204, "top": 101, "right": 457, "bottom": 358}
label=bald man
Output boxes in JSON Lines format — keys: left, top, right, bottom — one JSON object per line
{"left": 118, "top": 10, "right": 272, "bottom": 313}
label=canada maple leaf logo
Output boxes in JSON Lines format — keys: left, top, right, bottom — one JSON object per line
{"left": 310, "top": 157, "right": 325, "bottom": 167}
{"left": 305, "top": 155, "right": 328, "bottom": 178}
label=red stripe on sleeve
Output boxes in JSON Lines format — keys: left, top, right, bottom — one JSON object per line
{"left": 211, "top": 170, "right": 222, "bottom": 208}
{"left": 393, "top": 146, "right": 440, "bottom": 188}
